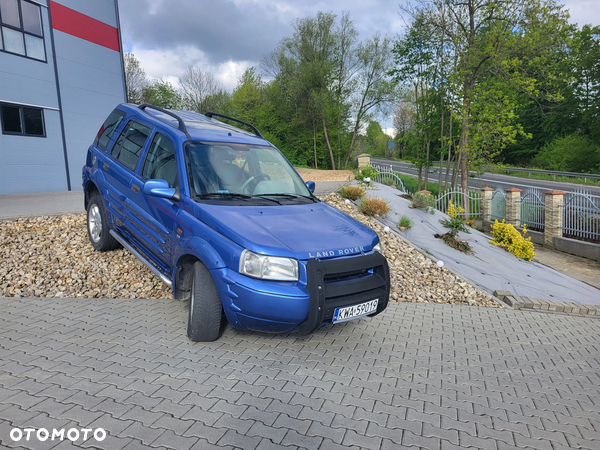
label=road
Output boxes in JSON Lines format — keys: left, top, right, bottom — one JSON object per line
{"left": 372, "top": 158, "right": 600, "bottom": 196}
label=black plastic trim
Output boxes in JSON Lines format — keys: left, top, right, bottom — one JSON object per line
{"left": 299, "top": 252, "right": 390, "bottom": 335}
{"left": 204, "top": 112, "right": 264, "bottom": 138}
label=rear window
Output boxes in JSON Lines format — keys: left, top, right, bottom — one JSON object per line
{"left": 94, "top": 109, "right": 126, "bottom": 151}
{"left": 112, "top": 121, "right": 151, "bottom": 171}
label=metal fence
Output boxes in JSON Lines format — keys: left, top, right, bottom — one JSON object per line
{"left": 519, "top": 188, "right": 545, "bottom": 232}
{"left": 436, "top": 188, "right": 482, "bottom": 219}
{"left": 562, "top": 188, "right": 600, "bottom": 243}
{"left": 370, "top": 164, "right": 406, "bottom": 192}
{"left": 491, "top": 188, "right": 506, "bottom": 221}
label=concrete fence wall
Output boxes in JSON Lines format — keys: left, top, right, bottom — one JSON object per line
{"left": 480, "top": 187, "right": 600, "bottom": 262}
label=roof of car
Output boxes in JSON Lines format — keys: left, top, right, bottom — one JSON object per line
{"left": 121, "top": 103, "right": 270, "bottom": 146}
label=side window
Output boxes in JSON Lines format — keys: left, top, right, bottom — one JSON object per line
{"left": 112, "top": 120, "right": 151, "bottom": 171}
{"left": 142, "top": 133, "right": 178, "bottom": 188}
{"left": 94, "top": 109, "right": 126, "bottom": 151}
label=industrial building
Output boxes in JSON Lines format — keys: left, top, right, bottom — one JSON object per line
{"left": 0, "top": 0, "right": 126, "bottom": 194}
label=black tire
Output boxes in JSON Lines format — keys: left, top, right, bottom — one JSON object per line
{"left": 86, "top": 194, "right": 120, "bottom": 252}
{"left": 187, "top": 261, "right": 223, "bottom": 342}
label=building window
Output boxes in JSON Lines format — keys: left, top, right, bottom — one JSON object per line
{"left": 0, "top": 0, "right": 45, "bottom": 61}
{"left": 0, "top": 103, "right": 45, "bottom": 136}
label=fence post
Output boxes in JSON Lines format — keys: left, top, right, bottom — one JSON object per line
{"left": 544, "top": 190, "right": 566, "bottom": 247}
{"left": 481, "top": 187, "right": 493, "bottom": 223}
{"left": 505, "top": 188, "right": 522, "bottom": 228}
{"left": 357, "top": 154, "right": 371, "bottom": 168}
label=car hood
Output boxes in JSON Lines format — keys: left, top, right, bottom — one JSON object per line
{"left": 195, "top": 202, "right": 379, "bottom": 259}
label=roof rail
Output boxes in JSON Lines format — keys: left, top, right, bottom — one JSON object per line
{"left": 138, "top": 104, "right": 191, "bottom": 139}
{"left": 204, "top": 112, "right": 264, "bottom": 139}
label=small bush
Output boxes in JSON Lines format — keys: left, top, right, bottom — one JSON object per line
{"left": 410, "top": 192, "right": 435, "bottom": 213}
{"left": 338, "top": 185, "right": 366, "bottom": 201}
{"left": 355, "top": 165, "right": 378, "bottom": 181}
{"left": 360, "top": 198, "right": 390, "bottom": 217}
{"left": 398, "top": 215, "right": 412, "bottom": 230}
{"left": 489, "top": 219, "right": 535, "bottom": 261}
{"left": 440, "top": 200, "right": 470, "bottom": 233}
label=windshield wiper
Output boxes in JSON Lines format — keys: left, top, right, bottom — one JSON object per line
{"left": 195, "top": 192, "right": 252, "bottom": 200}
{"left": 252, "top": 193, "right": 317, "bottom": 202}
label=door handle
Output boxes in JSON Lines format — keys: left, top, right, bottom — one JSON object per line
{"left": 132, "top": 184, "right": 140, "bottom": 193}
{"left": 103, "top": 162, "right": 109, "bottom": 170}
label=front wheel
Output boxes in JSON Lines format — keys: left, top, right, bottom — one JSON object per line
{"left": 87, "top": 194, "right": 119, "bottom": 252}
{"left": 187, "top": 261, "right": 223, "bottom": 342}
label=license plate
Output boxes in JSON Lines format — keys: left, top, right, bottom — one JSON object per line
{"left": 333, "top": 299, "right": 379, "bottom": 323}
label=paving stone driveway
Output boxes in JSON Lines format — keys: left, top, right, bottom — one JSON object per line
{"left": 0, "top": 298, "right": 599, "bottom": 450}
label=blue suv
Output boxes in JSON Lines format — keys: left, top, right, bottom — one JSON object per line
{"left": 82, "top": 104, "right": 390, "bottom": 341}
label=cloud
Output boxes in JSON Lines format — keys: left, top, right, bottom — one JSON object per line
{"left": 119, "top": 0, "right": 291, "bottom": 66}
{"left": 119, "top": 0, "right": 407, "bottom": 92}
{"left": 561, "top": 0, "right": 600, "bottom": 28}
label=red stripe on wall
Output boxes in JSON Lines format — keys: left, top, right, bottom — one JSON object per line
{"left": 49, "top": 1, "right": 120, "bottom": 52}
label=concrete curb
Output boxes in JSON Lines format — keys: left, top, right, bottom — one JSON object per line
{"left": 494, "top": 290, "right": 600, "bottom": 317}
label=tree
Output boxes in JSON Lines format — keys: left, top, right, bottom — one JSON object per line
{"left": 124, "top": 53, "right": 147, "bottom": 104}
{"left": 180, "top": 66, "right": 224, "bottom": 113}
{"left": 142, "top": 80, "right": 181, "bottom": 110}
{"left": 397, "top": 0, "right": 571, "bottom": 210}
{"left": 278, "top": 12, "right": 338, "bottom": 169}
{"left": 344, "top": 35, "right": 397, "bottom": 168}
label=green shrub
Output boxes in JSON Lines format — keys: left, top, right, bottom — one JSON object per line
{"left": 439, "top": 200, "right": 470, "bottom": 233}
{"left": 398, "top": 215, "right": 412, "bottom": 230}
{"left": 489, "top": 220, "right": 535, "bottom": 261}
{"left": 531, "top": 133, "right": 600, "bottom": 173}
{"left": 410, "top": 192, "right": 435, "bottom": 213}
{"left": 355, "top": 165, "right": 378, "bottom": 181}
{"left": 338, "top": 185, "right": 366, "bottom": 201}
{"left": 359, "top": 198, "right": 390, "bottom": 217}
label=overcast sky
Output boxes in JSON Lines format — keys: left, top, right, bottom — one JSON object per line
{"left": 118, "top": 0, "right": 600, "bottom": 131}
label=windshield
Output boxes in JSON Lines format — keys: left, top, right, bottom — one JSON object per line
{"left": 185, "top": 142, "right": 313, "bottom": 200}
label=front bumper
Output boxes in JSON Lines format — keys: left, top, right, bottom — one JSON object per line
{"left": 217, "top": 252, "right": 390, "bottom": 334}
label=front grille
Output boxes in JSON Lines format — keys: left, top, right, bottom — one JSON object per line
{"left": 299, "top": 252, "right": 390, "bottom": 334}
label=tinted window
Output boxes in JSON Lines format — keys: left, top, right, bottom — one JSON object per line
{"left": 142, "top": 133, "right": 178, "bottom": 188}
{"left": 1, "top": 105, "right": 21, "bottom": 133}
{"left": 94, "top": 109, "right": 126, "bottom": 151}
{"left": 112, "top": 121, "right": 151, "bottom": 171}
{"left": 0, "top": 0, "right": 45, "bottom": 60}
{"left": 23, "top": 107, "right": 43, "bottom": 135}
{"left": 1, "top": 103, "right": 44, "bottom": 136}
{"left": 20, "top": 0, "right": 41, "bottom": 36}
{"left": 0, "top": 0, "right": 20, "bottom": 28}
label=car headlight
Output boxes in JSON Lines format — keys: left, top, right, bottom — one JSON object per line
{"left": 373, "top": 243, "right": 382, "bottom": 253}
{"left": 239, "top": 249, "right": 299, "bottom": 281}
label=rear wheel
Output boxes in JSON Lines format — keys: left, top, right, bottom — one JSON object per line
{"left": 87, "top": 194, "right": 119, "bottom": 252}
{"left": 187, "top": 261, "right": 223, "bottom": 342}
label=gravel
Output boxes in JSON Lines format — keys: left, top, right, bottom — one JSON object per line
{"left": 0, "top": 214, "right": 170, "bottom": 299}
{"left": 0, "top": 198, "right": 499, "bottom": 308}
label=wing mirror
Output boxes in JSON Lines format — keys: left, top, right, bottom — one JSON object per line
{"left": 143, "top": 179, "right": 180, "bottom": 201}
{"left": 306, "top": 181, "right": 315, "bottom": 194}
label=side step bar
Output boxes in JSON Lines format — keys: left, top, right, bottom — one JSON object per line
{"left": 109, "top": 230, "right": 172, "bottom": 288}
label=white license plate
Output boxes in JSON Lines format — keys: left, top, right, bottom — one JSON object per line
{"left": 333, "top": 299, "right": 378, "bottom": 323}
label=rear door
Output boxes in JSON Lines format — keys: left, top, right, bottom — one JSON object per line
{"left": 89, "top": 109, "right": 126, "bottom": 220}
{"left": 103, "top": 119, "right": 153, "bottom": 240}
